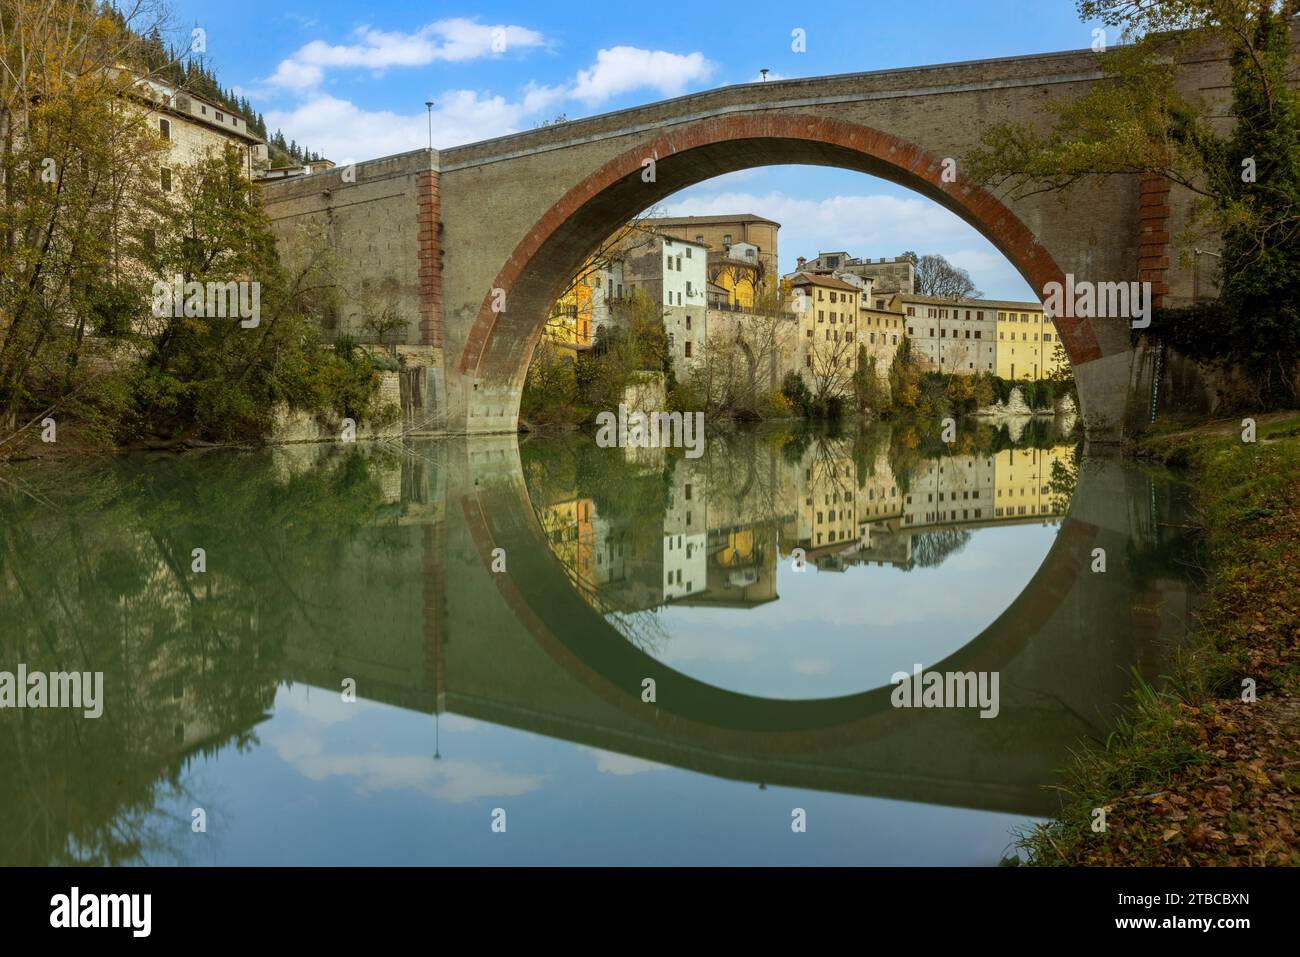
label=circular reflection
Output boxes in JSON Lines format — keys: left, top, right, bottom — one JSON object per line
{"left": 524, "top": 424, "right": 1076, "bottom": 702}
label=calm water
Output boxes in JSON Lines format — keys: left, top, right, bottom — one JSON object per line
{"left": 0, "top": 419, "right": 1200, "bottom": 865}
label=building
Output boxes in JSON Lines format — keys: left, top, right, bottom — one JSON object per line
{"left": 993, "top": 445, "right": 1070, "bottom": 520}
{"left": 797, "top": 253, "right": 915, "bottom": 296}
{"left": 133, "top": 75, "right": 267, "bottom": 182}
{"left": 256, "top": 159, "right": 336, "bottom": 182}
{"left": 708, "top": 242, "right": 764, "bottom": 309}
{"left": 893, "top": 293, "right": 997, "bottom": 375}
{"left": 787, "top": 272, "right": 861, "bottom": 397}
{"left": 643, "top": 214, "right": 779, "bottom": 292}
{"left": 901, "top": 455, "right": 998, "bottom": 529}
{"left": 857, "top": 299, "right": 905, "bottom": 383}
{"left": 544, "top": 259, "right": 626, "bottom": 349}
{"left": 991, "top": 300, "right": 1065, "bottom": 382}
{"left": 622, "top": 235, "right": 708, "bottom": 369}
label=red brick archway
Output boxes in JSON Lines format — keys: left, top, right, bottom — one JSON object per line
{"left": 456, "top": 113, "right": 1104, "bottom": 393}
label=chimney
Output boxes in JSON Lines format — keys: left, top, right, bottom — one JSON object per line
{"left": 796, "top": 256, "right": 807, "bottom": 270}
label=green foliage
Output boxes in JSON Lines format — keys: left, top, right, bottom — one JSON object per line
{"left": 119, "top": 147, "right": 379, "bottom": 441}
{"left": 967, "top": 3, "right": 1300, "bottom": 407}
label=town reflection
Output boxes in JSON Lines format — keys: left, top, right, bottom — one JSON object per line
{"left": 0, "top": 420, "right": 1200, "bottom": 865}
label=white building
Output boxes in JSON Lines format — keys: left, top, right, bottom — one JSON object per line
{"left": 623, "top": 234, "right": 708, "bottom": 369}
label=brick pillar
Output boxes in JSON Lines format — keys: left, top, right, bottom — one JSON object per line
{"left": 416, "top": 168, "right": 443, "bottom": 347}
{"left": 1138, "top": 174, "right": 1171, "bottom": 307}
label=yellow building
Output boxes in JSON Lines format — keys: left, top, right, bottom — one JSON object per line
{"left": 708, "top": 247, "right": 763, "bottom": 309}
{"left": 545, "top": 272, "right": 595, "bottom": 348}
{"left": 857, "top": 300, "right": 904, "bottom": 383}
{"left": 992, "top": 445, "right": 1070, "bottom": 521}
{"left": 544, "top": 259, "right": 625, "bottom": 349}
{"left": 787, "top": 272, "right": 861, "bottom": 396}
{"left": 992, "top": 300, "right": 1066, "bottom": 382}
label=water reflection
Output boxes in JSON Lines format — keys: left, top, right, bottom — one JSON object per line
{"left": 0, "top": 419, "right": 1200, "bottom": 865}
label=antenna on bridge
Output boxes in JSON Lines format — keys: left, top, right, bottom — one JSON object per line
{"left": 425, "top": 100, "right": 435, "bottom": 151}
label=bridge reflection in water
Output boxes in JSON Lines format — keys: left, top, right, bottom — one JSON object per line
{"left": 0, "top": 423, "right": 1199, "bottom": 865}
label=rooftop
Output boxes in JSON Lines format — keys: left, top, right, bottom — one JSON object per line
{"left": 645, "top": 213, "right": 781, "bottom": 228}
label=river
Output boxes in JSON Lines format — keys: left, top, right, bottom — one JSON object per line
{"left": 0, "top": 418, "right": 1201, "bottom": 865}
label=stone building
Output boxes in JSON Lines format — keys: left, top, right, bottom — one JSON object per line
{"left": 643, "top": 214, "right": 779, "bottom": 292}
{"left": 134, "top": 75, "right": 267, "bottom": 182}
{"left": 797, "top": 253, "right": 915, "bottom": 296}
{"left": 622, "top": 234, "right": 708, "bottom": 369}
{"left": 893, "top": 293, "right": 996, "bottom": 375}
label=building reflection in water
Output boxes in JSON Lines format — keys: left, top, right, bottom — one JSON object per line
{"left": 0, "top": 418, "right": 1201, "bottom": 865}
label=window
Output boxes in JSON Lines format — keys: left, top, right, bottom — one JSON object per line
{"left": 908, "top": 326, "right": 914, "bottom": 336}
{"left": 830, "top": 292, "right": 837, "bottom": 303}
{"left": 695, "top": 235, "right": 704, "bottom": 243}
{"left": 907, "top": 306, "right": 915, "bottom": 316}
{"left": 806, "top": 329, "right": 813, "bottom": 338}
{"left": 160, "top": 167, "right": 172, "bottom": 192}
{"left": 685, "top": 247, "right": 692, "bottom": 258}
{"left": 723, "top": 234, "right": 732, "bottom": 245}
{"left": 666, "top": 256, "right": 673, "bottom": 270}
{"left": 676, "top": 256, "right": 682, "bottom": 270}
{"left": 818, "top": 311, "right": 824, "bottom": 322}
{"left": 215, "top": 111, "right": 224, "bottom": 122}
{"left": 974, "top": 330, "right": 981, "bottom": 339}
{"left": 200, "top": 104, "right": 207, "bottom": 115}
{"left": 685, "top": 341, "right": 692, "bottom": 357}
{"left": 159, "top": 118, "right": 171, "bottom": 140}
{"left": 686, "top": 281, "right": 693, "bottom": 297}
{"left": 685, "top": 315, "right": 692, "bottom": 329}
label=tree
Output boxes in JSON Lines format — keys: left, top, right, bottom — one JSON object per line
{"left": 914, "top": 254, "right": 983, "bottom": 299}
{"left": 0, "top": 0, "right": 171, "bottom": 433}
{"left": 967, "top": 0, "right": 1300, "bottom": 405}
{"left": 889, "top": 335, "right": 923, "bottom": 411}
{"left": 804, "top": 323, "right": 859, "bottom": 414}
{"left": 853, "top": 344, "right": 888, "bottom": 414}
{"left": 129, "top": 147, "right": 378, "bottom": 439}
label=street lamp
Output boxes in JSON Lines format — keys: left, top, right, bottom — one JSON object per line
{"left": 759, "top": 68, "right": 770, "bottom": 81}
{"left": 425, "top": 100, "right": 435, "bottom": 151}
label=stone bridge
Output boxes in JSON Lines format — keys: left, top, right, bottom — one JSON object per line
{"left": 260, "top": 41, "right": 1242, "bottom": 441}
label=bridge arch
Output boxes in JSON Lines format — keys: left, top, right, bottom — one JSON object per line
{"left": 457, "top": 113, "right": 1105, "bottom": 415}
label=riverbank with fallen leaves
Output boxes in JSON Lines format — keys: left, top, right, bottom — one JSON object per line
{"left": 1018, "top": 412, "right": 1300, "bottom": 866}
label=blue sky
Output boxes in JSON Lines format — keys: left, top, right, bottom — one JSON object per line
{"left": 165, "top": 1, "right": 1109, "bottom": 298}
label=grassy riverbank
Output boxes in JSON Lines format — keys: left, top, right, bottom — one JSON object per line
{"left": 1018, "top": 412, "right": 1300, "bottom": 866}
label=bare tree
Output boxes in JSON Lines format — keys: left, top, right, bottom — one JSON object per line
{"left": 914, "top": 254, "right": 983, "bottom": 299}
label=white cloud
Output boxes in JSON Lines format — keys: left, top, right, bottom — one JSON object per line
{"left": 791, "top": 658, "right": 834, "bottom": 675}
{"left": 571, "top": 47, "right": 714, "bottom": 105}
{"left": 660, "top": 188, "right": 1035, "bottom": 299}
{"left": 264, "top": 88, "right": 553, "bottom": 162}
{"left": 584, "top": 748, "right": 668, "bottom": 776}
{"left": 267, "top": 18, "right": 548, "bottom": 90}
